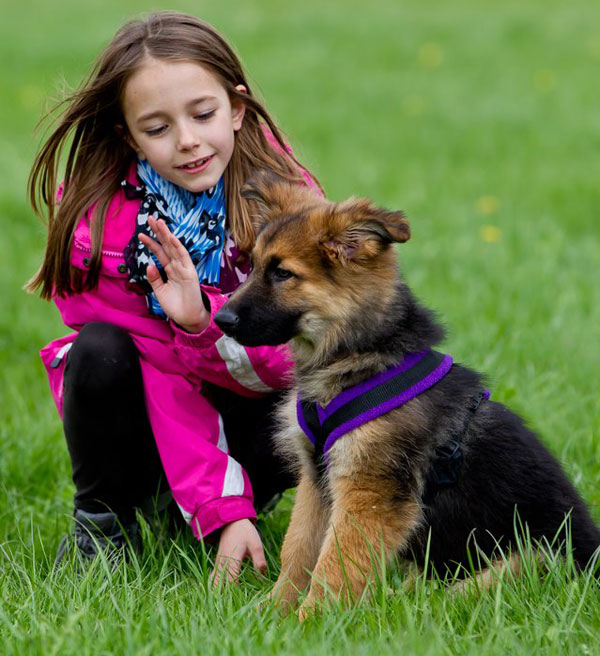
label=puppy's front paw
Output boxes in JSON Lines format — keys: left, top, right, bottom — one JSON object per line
{"left": 297, "top": 602, "right": 311, "bottom": 622}
{"left": 297, "top": 587, "right": 324, "bottom": 621}
{"left": 268, "top": 576, "right": 300, "bottom": 614}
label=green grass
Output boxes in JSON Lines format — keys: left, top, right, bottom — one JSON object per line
{"left": 1, "top": 0, "right": 599, "bottom": 653}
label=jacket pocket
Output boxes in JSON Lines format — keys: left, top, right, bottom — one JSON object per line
{"left": 72, "top": 236, "right": 131, "bottom": 279}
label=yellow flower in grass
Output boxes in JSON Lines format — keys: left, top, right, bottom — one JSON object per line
{"left": 402, "top": 95, "right": 426, "bottom": 116}
{"left": 480, "top": 225, "right": 502, "bottom": 243}
{"left": 476, "top": 195, "right": 500, "bottom": 215}
{"left": 18, "top": 85, "right": 44, "bottom": 110}
{"left": 418, "top": 42, "right": 444, "bottom": 69}
{"left": 587, "top": 37, "right": 600, "bottom": 59}
{"left": 533, "top": 69, "right": 556, "bottom": 93}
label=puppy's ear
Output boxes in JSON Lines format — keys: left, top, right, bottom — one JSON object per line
{"left": 319, "top": 198, "right": 410, "bottom": 264}
{"left": 241, "top": 169, "right": 288, "bottom": 233}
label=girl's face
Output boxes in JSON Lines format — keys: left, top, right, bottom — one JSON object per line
{"left": 122, "top": 58, "right": 246, "bottom": 193}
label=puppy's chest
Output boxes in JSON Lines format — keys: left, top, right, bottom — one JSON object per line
{"left": 275, "top": 393, "right": 322, "bottom": 463}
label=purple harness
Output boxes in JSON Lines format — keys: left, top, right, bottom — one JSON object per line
{"left": 296, "top": 350, "right": 454, "bottom": 461}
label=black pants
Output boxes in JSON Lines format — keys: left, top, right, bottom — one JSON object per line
{"left": 62, "top": 322, "right": 295, "bottom": 526}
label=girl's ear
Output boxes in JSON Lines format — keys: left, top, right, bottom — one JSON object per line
{"left": 231, "top": 84, "right": 247, "bottom": 131}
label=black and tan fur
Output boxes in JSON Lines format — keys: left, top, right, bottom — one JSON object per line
{"left": 214, "top": 173, "right": 600, "bottom": 617}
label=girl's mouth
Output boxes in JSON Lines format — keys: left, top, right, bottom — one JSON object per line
{"left": 177, "top": 155, "right": 214, "bottom": 172}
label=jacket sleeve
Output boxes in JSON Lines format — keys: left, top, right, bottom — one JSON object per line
{"left": 171, "top": 284, "right": 295, "bottom": 397}
{"left": 139, "top": 357, "right": 257, "bottom": 539}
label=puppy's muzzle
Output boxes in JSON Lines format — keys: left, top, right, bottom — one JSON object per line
{"left": 214, "top": 307, "right": 240, "bottom": 335}
{"left": 214, "top": 298, "right": 301, "bottom": 346}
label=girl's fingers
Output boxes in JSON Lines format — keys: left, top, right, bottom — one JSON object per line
{"left": 225, "top": 557, "right": 243, "bottom": 582}
{"left": 139, "top": 220, "right": 183, "bottom": 269}
{"left": 149, "top": 217, "right": 178, "bottom": 257}
{"left": 138, "top": 233, "right": 171, "bottom": 270}
{"left": 147, "top": 217, "right": 195, "bottom": 271}
{"left": 249, "top": 542, "right": 267, "bottom": 576}
{"left": 148, "top": 216, "right": 169, "bottom": 241}
{"left": 145, "top": 264, "right": 164, "bottom": 291}
{"left": 168, "top": 231, "right": 192, "bottom": 260}
{"left": 211, "top": 556, "right": 242, "bottom": 588}
{"left": 146, "top": 264, "right": 165, "bottom": 295}
{"left": 147, "top": 217, "right": 177, "bottom": 259}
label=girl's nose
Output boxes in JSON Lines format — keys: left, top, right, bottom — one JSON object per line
{"left": 176, "top": 123, "right": 200, "bottom": 151}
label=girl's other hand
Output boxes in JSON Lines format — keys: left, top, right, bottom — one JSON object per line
{"left": 138, "top": 217, "right": 210, "bottom": 333}
{"left": 211, "top": 518, "right": 267, "bottom": 586}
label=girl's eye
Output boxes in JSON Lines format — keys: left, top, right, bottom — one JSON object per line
{"left": 145, "top": 126, "right": 166, "bottom": 137}
{"left": 273, "top": 267, "right": 294, "bottom": 281}
{"left": 195, "top": 110, "right": 216, "bottom": 121}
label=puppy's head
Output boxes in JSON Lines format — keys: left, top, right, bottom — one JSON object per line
{"left": 214, "top": 172, "right": 410, "bottom": 349}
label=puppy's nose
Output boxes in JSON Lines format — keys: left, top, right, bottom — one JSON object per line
{"left": 214, "top": 307, "right": 240, "bottom": 333}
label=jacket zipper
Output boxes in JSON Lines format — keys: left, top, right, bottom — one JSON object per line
{"left": 75, "top": 241, "right": 123, "bottom": 258}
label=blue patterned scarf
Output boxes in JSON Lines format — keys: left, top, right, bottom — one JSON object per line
{"left": 123, "top": 159, "right": 227, "bottom": 318}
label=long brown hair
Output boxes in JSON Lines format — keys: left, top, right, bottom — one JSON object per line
{"left": 28, "top": 11, "right": 321, "bottom": 299}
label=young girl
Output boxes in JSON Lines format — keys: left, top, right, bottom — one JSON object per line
{"left": 29, "top": 10, "right": 321, "bottom": 580}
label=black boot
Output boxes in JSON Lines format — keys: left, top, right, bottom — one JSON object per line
{"left": 55, "top": 509, "right": 141, "bottom": 567}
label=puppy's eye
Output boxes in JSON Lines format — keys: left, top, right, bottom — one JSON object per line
{"left": 272, "top": 266, "right": 294, "bottom": 282}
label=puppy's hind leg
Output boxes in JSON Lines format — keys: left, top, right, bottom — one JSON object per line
{"left": 448, "top": 553, "right": 524, "bottom": 596}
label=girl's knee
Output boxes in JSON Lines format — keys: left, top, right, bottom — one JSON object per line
{"left": 66, "top": 323, "right": 140, "bottom": 391}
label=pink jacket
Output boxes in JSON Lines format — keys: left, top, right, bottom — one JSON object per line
{"left": 41, "top": 161, "right": 309, "bottom": 540}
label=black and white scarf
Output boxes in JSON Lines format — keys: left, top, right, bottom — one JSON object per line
{"left": 123, "top": 159, "right": 227, "bottom": 318}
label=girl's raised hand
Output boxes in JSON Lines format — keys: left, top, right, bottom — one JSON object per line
{"left": 138, "top": 217, "right": 210, "bottom": 333}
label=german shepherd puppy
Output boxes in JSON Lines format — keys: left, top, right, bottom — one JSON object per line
{"left": 214, "top": 173, "right": 599, "bottom": 616}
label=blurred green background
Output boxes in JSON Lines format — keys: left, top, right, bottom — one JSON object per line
{"left": 1, "top": 1, "right": 599, "bottom": 653}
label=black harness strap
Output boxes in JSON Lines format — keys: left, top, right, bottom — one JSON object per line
{"left": 299, "top": 400, "right": 325, "bottom": 453}
{"left": 421, "top": 391, "right": 488, "bottom": 505}
{"left": 300, "top": 350, "right": 447, "bottom": 456}
{"left": 320, "top": 350, "right": 446, "bottom": 441}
